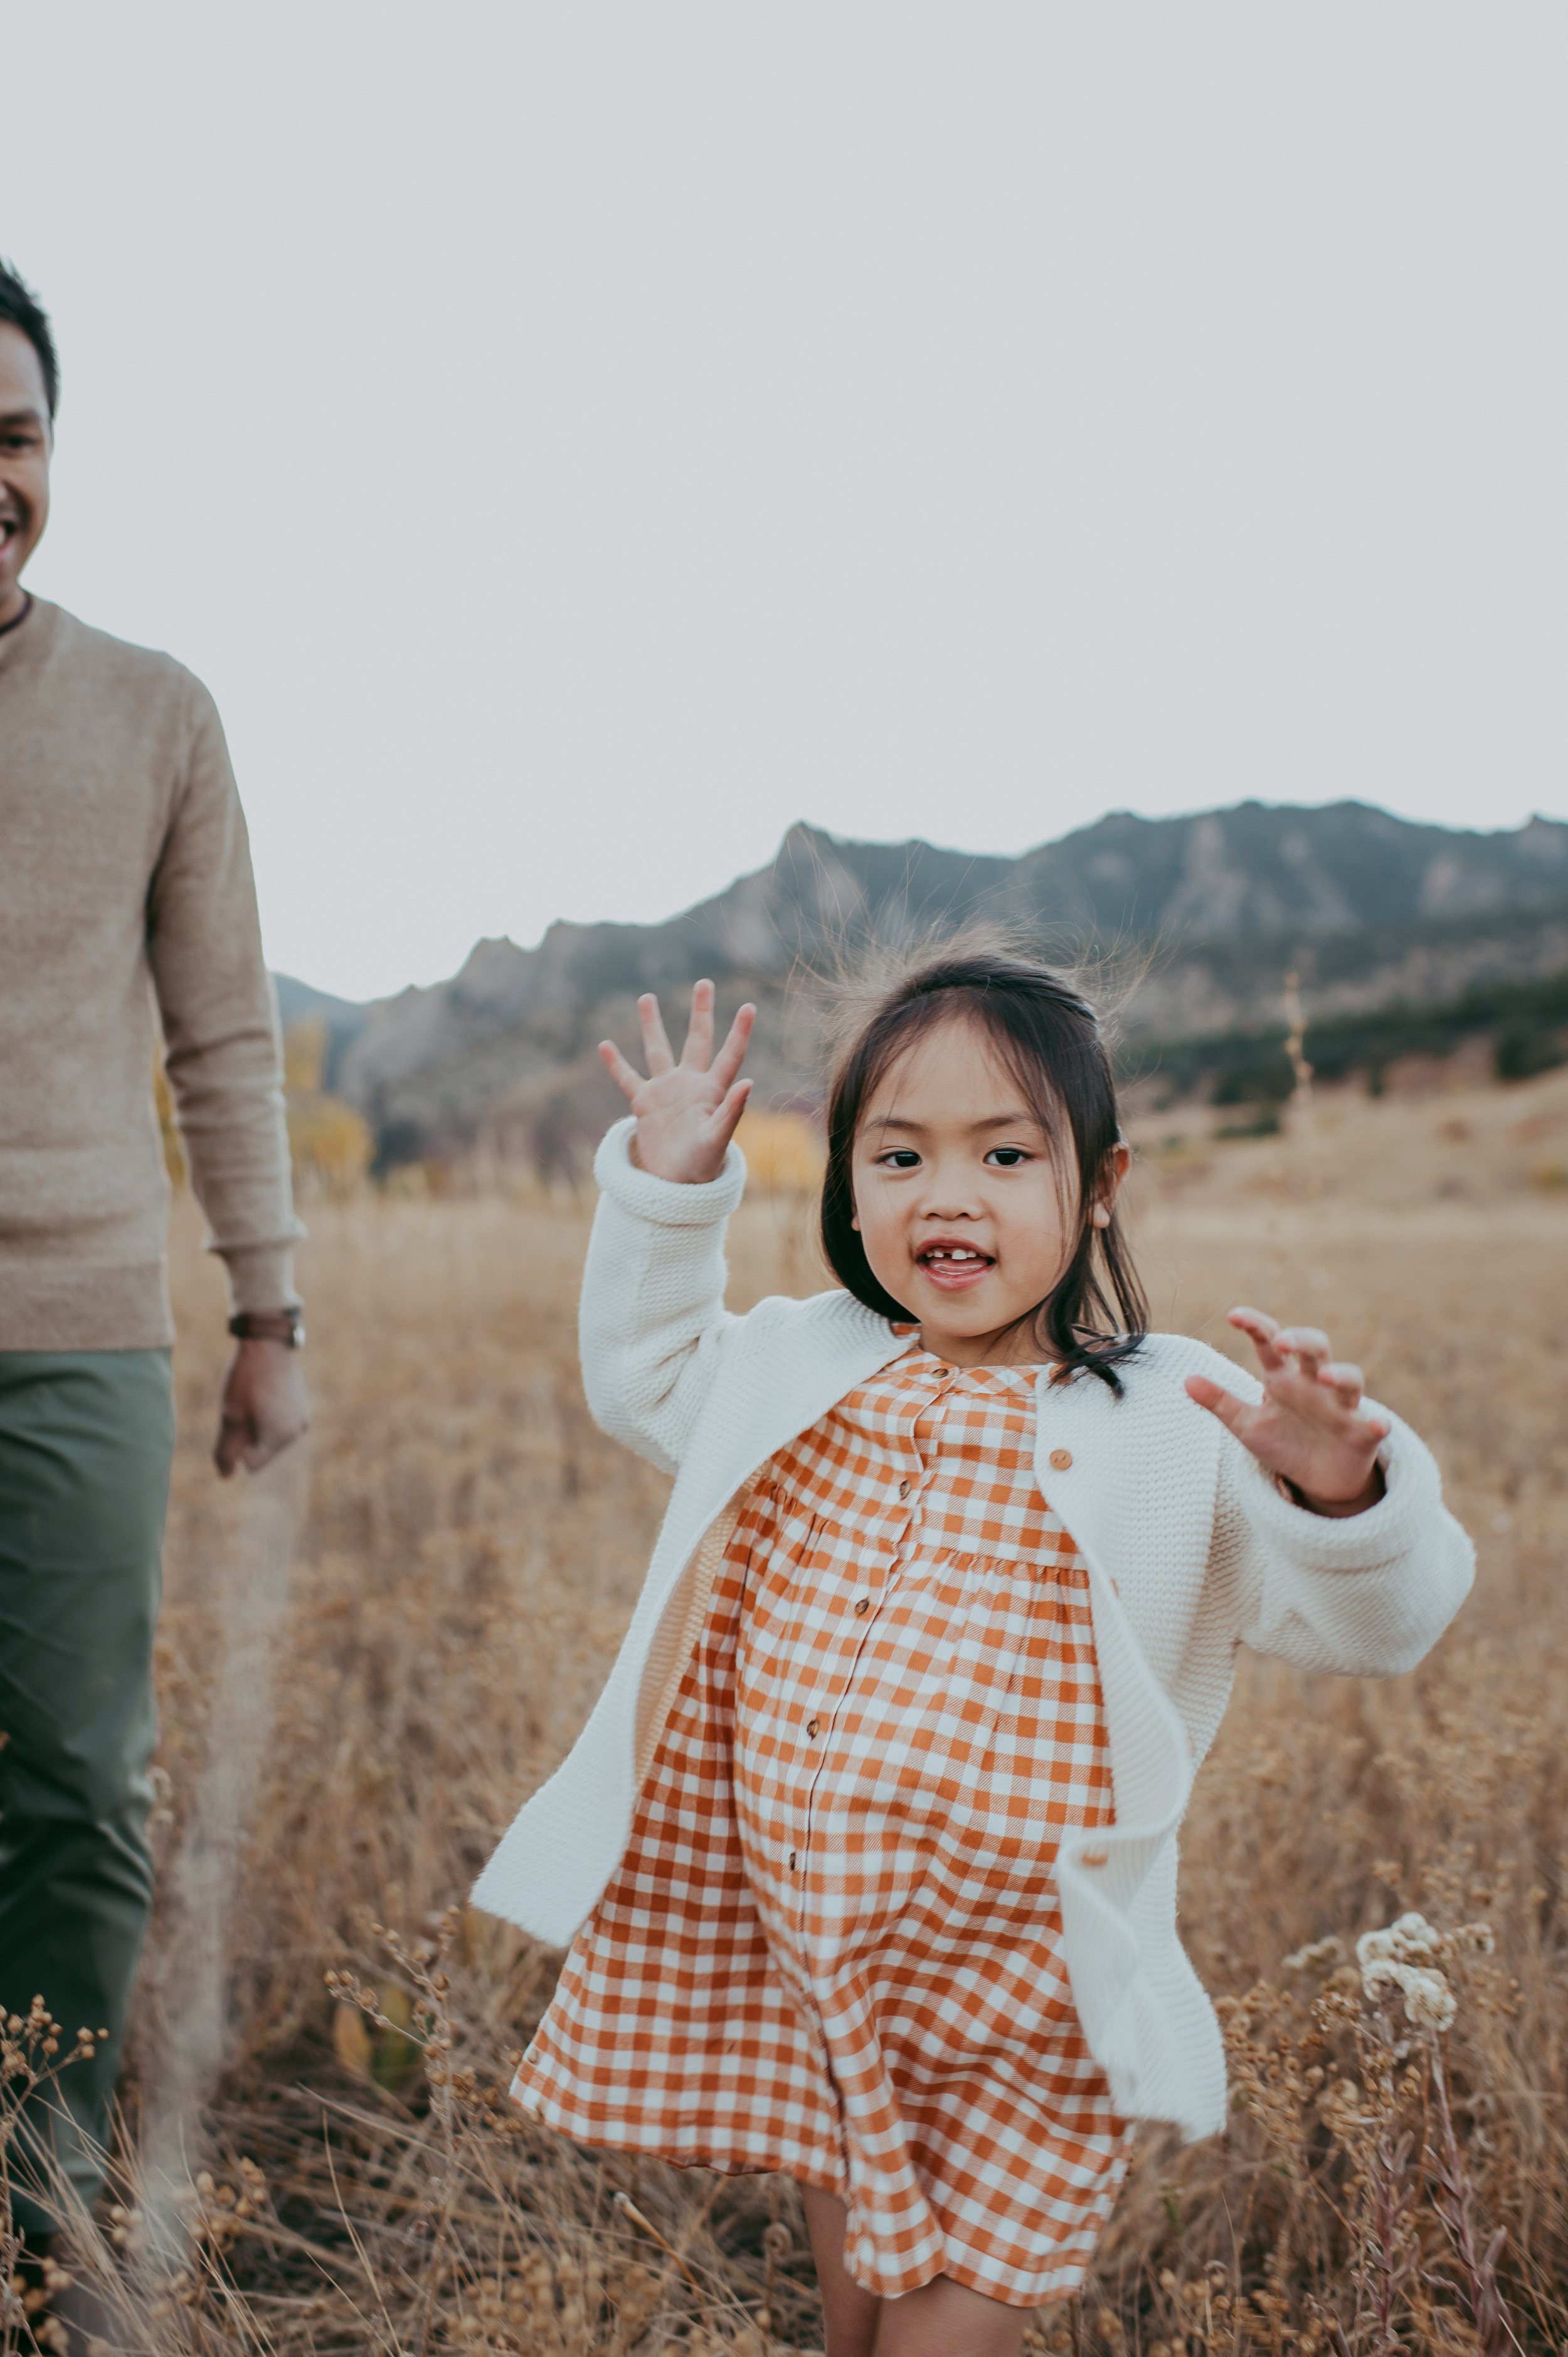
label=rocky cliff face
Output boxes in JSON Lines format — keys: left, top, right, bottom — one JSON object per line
{"left": 279, "top": 802, "right": 1568, "bottom": 1164}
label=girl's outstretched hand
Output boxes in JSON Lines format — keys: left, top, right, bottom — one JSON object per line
{"left": 599, "top": 982, "right": 756, "bottom": 1184}
{"left": 1184, "top": 1309, "right": 1389, "bottom": 1517}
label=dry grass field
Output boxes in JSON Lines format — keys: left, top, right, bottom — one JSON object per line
{"left": 9, "top": 1067, "right": 1568, "bottom": 2354}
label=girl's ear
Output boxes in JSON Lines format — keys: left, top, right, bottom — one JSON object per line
{"left": 1090, "top": 1139, "right": 1133, "bottom": 1229}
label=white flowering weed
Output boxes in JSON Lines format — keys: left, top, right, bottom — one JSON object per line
{"left": 1401, "top": 1969, "right": 1459, "bottom": 2031}
{"left": 1352, "top": 1909, "right": 1490, "bottom": 2031}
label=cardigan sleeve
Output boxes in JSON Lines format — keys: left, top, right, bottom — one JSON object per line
{"left": 576, "top": 1117, "right": 748, "bottom": 1475}
{"left": 1202, "top": 1359, "right": 1475, "bottom": 1677}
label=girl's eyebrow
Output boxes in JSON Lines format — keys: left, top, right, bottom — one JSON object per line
{"left": 866, "top": 1110, "right": 1041, "bottom": 1134}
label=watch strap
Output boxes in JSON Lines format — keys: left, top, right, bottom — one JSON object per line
{"left": 229, "top": 1307, "right": 305, "bottom": 1348}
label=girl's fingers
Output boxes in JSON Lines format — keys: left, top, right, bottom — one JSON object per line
{"left": 1319, "top": 1360, "right": 1364, "bottom": 1409}
{"left": 710, "top": 1003, "right": 756, "bottom": 1093}
{"left": 682, "top": 979, "right": 716, "bottom": 1071}
{"left": 706, "top": 1075, "right": 753, "bottom": 1154}
{"left": 598, "top": 1039, "right": 644, "bottom": 1102}
{"left": 1275, "top": 1326, "right": 1332, "bottom": 1382}
{"left": 638, "top": 993, "right": 677, "bottom": 1075}
{"left": 1184, "top": 1371, "right": 1249, "bottom": 1435}
{"left": 1227, "top": 1306, "right": 1286, "bottom": 1372}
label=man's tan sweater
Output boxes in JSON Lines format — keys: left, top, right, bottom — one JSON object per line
{"left": 0, "top": 598, "right": 301, "bottom": 1349}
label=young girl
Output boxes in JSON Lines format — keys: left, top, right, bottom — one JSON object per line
{"left": 474, "top": 956, "right": 1473, "bottom": 2357}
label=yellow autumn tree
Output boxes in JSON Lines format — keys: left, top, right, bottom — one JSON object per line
{"left": 736, "top": 1107, "right": 825, "bottom": 1194}
{"left": 283, "top": 1016, "right": 375, "bottom": 1199}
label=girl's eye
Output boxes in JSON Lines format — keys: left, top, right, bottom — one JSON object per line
{"left": 985, "top": 1147, "right": 1031, "bottom": 1168}
{"left": 876, "top": 1150, "right": 922, "bottom": 1170}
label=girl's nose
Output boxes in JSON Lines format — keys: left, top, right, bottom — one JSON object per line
{"left": 916, "top": 1174, "right": 983, "bottom": 1221}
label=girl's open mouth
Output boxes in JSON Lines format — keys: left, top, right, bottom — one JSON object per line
{"left": 916, "top": 1244, "right": 995, "bottom": 1290}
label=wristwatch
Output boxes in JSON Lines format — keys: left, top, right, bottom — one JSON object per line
{"left": 228, "top": 1307, "right": 306, "bottom": 1348}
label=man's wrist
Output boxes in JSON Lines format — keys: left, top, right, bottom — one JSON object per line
{"left": 229, "top": 1306, "right": 305, "bottom": 1349}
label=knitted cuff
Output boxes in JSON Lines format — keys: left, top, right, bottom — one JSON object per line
{"left": 1236, "top": 1408, "right": 1431, "bottom": 1573}
{"left": 593, "top": 1117, "right": 748, "bottom": 1227}
{"left": 216, "top": 1240, "right": 301, "bottom": 1316}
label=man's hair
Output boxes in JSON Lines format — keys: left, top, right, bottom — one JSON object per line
{"left": 0, "top": 260, "right": 58, "bottom": 419}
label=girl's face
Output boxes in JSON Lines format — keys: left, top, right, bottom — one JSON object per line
{"left": 849, "top": 1014, "right": 1128, "bottom": 1368}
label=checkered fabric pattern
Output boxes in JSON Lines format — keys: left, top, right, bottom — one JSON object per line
{"left": 516, "top": 1351, "right": 1133, "bottom": 2307}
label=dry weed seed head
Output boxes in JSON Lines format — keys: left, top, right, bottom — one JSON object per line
{"left": 176, "top": 2157, "right": 270, "bottom": 2259}
{"left": 1281, "top": 1937, "right": 1345, "bottom": 1975}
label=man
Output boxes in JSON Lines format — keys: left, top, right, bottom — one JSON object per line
{"left": 0, "top": 259, "right": 309, "bottom": 2312}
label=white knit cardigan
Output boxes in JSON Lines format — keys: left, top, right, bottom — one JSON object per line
{"left": 473, "top": 1118, "right": 1475, "bottom": 2141}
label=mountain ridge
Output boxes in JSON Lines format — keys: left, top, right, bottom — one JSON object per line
{"left": 275, "top": 800, "right": 1568, "bottom": 1166}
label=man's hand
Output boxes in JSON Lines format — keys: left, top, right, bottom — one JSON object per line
{"left": 1184, "top": 1307, "right": 1389, "bottom": 1516}
{"left": 215, "top": 1338, "right": 310, "bottom": 1476}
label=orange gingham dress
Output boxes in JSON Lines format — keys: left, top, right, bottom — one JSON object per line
{"left": 516, "top": 1350, "right": 1134, "bottom": 2306}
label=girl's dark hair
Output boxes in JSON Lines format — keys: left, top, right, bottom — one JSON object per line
{"left": 819, "top": 952, "right": 1148, "bottom": 1390}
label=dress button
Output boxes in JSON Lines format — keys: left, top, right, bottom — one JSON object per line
{"left": 1082, "top": 1848, "right": 1109, "bottom": 1869}
{"left": 807, "top": 1718, "right": 820, "bottom": 1738}
{"left": 854, "top": 1597, "right": 870, "bottom": 1617}
{"left": 788, "top": 1851, "right": 797, "bottom": 1870}
{"left": 1049, "top": 1447, "right": 1073, "bottom": 1471}
{"left": 899, "top": 1479, "right": 911, "bottom": 1499}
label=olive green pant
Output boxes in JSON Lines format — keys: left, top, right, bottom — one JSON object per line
{"left": 0, "top": 1349, "right": 174, "bottom": 2237}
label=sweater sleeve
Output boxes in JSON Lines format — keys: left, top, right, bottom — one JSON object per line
{"left": 577, "top": 1117, "right": 747, "bottom": 1474}
{"left": 1204, "top": 1356, "right": 1475, "bottom": 1676}
{"left": 146, "top": 677, "right": 304, "bottom": 1312}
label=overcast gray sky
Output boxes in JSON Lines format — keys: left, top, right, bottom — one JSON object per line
{"left": 6, "top": 5, "right": 1565, "bottom": 1000}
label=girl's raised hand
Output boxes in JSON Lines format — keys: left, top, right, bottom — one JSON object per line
{"left": 1184, "top": 1309, "right": 1389, "bottom": 1516}
{"left": 599, "top": 982, "right": 756, "bottom": 1185}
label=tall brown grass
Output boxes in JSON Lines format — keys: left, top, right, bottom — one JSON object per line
{"left": 6, "top": 1070, "right": 1568, "bottom": 2353}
